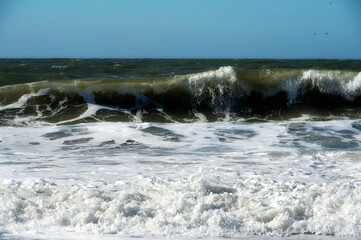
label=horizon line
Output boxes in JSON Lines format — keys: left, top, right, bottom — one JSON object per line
{"left": 1, "top": 57, "right": 361, "bottom": 60}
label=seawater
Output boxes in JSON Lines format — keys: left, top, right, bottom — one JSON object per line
{"left": 1, "top": 59, "right": 361, "bottom": 240}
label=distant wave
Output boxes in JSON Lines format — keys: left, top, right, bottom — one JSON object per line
{"left": 1, "top": 67, "right": 361, "bottom": 125}
{"left": 50, "top": 65, "right": 69, "bottom": 69}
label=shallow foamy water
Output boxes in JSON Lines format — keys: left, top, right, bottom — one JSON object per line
{"left": 1, "top": 120, "right": 361, "bottom": 239}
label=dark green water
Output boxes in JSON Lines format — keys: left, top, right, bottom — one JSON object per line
{"left": 0, "top": 59, "right": 361, "bottom": 125}
{"left": 1, "top": 59, "right": 360, "bottom": 86}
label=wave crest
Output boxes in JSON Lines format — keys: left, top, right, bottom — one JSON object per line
{"left": 1, "top": 67, "right": 361, "bottom": 125}
{"left": 285, "top": 69, "right": 361, "bottom": 101}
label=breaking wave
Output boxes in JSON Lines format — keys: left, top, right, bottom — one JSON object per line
{"left": 1, "top": 66, "right": 361, "bottom": 125}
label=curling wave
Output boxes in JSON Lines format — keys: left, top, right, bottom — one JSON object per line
{"left": 1, "top": 66, "right": 361, "bottom": 125}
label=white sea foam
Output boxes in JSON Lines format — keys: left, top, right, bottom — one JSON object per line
{"left": 346, "top": 72, "right": 361, "bottom": 96}
{"left": 184, "top": 67, "right": 241, "bottom": 108}
{"left": 1, "top": 121, "right": 360, "bottom": 182}
{"left": 285, "top": 70, "right": 361, "bottom": 101}
{"left": 1, "top": 173, "right": 361, "bottom": 238}
{"left": 0, "top": 87, "right": 51, "bottom": 112}
{"left": 1, "top": 118, "right": 361, "bottom": 238}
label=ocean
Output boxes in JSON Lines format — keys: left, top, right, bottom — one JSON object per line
{"left": 0, "top": 59, "right": 361, "bottom": 240}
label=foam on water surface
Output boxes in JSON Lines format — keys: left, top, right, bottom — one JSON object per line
{"left": 1, "top": 120, "right": 361, "bottom": 238}
{"left": 1, "top": 170, "right": 361, "bottom": 238}
{"left": 1, "top": 120, "right": 360, "bottom": 183}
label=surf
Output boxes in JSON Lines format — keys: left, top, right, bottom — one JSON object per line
{"left": 1, "top": 66, "right": 361, "bottom": 125}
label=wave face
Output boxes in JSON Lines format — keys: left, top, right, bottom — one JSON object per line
{"left": 1, "top": 62, "right": 361, "bottom": 125}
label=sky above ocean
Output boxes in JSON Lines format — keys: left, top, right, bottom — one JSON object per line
{"left": 0, "top": 0, "right": 360, "bottom": 59}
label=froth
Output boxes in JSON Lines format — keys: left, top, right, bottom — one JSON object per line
{"left": 1, "top": 118, "right": 361, "bottom": 238}
{"left": 184, "top": 66, "right": 240, "bottom": 109}
{"left": 1, "top": 176, "right": 361, "bottom": 237}
{"left": 187, "top": 66, "right": 238, "bottom": 85}
{"left": 285, "top": 70, "right": 361, "bottom": 101}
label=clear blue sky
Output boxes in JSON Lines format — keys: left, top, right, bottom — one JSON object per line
{"left": 0, "top": 0, "right": 360, "bottom": 59}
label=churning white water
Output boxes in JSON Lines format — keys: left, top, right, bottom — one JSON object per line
{"left": 1, "top": 120, "right": 361, "bottom": 239}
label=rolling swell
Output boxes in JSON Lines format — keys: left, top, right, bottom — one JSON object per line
{"left": 1, "top": 66, "right": 361, "bottom": 125}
